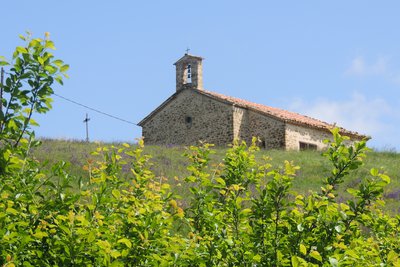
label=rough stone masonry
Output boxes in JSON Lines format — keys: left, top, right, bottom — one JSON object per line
{"left": 139, "top": 53, "right": 366, "bottom": 150}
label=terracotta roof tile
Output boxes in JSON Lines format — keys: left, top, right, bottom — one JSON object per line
{"left": 197, "top": 89, "right": 366, "bottom": 139}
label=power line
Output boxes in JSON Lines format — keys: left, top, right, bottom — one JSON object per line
{"left": 2, "top": 69, "right": 139, "bottom": 126}
{"left": 53, "top": 93, "right": 139, "bottom": 126}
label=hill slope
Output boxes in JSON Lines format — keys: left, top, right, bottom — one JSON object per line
{"left": 32, "top": 138, "right": 400, "bottom": 213}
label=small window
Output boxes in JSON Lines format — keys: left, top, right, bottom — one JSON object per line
{"left": 299, "top": 142, "right": 317, "bottom": 151}
{"left": 259, "top": 138, "right": 266, "bottom": 149}
{"left": 185, "top": 116, "right": 192, "bottom": 124}
{"left": 185, "top": 64, "right": 192, "bottom": 84}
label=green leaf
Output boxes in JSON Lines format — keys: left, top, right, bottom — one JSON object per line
{"left": 379, "top": 173, "right": 390, "bottom": 184}
{"left": 37, "top": 56, "right": 44, "bottom": 65}
{"left": 347, "top": 188, "right": 358, "bottom": 196}
{"left": 334, "top": 225, "right": 342, "bottom": 233}
{"left": 60, "top": 64, "right": 70, "bottom": 72}
{"left": 225, "top": 238, "right": 233, "bottom": 246}
{"left": 329, "top": 257, "right": 339, "bottom": 267}
{"left": 152, "top": 254, "right": 163, "bottom": 261}
{"left": 13, "top": 50, "right": 19, "bottom": 59}
{"left": 0, "top": 60, "right": 9, "bottom": 66}
{"left": 299, "top": 244, "right": 307, "bottom": 255}
{"left": 6, "top": 207, "right": 19, "bottom": 215}
{"left": 16, "top": 46, "right": 28, "bottom": 54}
{"left": 45, "top": 40, "right": 56, "bottom": 50}
{"left": 110, "top": 250, "right": 121, "bottom": 258}
{"left": 45, "top": 65, "right": 57, "bottom": 74}
{"left": 112, "top": 189, "right": 121, "bottom": 199}
{"left": 252, "top": 254, "right": 261, "bottom": 262}
{"left": 297, "top": 223, "right": 304, "bottom": 232}
{"left": 29, "top": 118, "right": 40, "bottom": 127}
{"left": 215, "top": 177, "right": 226, "bottom": 186}
{"left": 59, "top": 225, "right": 71, "bottom": 235}
{"left": 32, "top": 231, "right": 48, "bottom": 239}
{"left": 291, "top": 256, "right": 300, "bottom": 267}
{"left": 241, "top": 208, "right": 252, "bottom": 215}
{"left": 118, "top": 238, "right": 132, "bottom": 248}
{"left": 55, "top": 76, "right": 64, "bottom": 85}
{"left": 346, "top": 249, "right": 359, "bottom": 259}
{"left": 97, "top": 240, "right": 111, "bottom": 250}
{"left": 310, "top": 250, "right": 322, "bottom": 262}
{"left": 110, "top": 261, "right": 124, "bottom": 267}
{"left": 29, "top": 39, "right": 40, "bottom": 48}
{"left": 370, "top": 168, "right": 379, "bottom": 176}
{"left": 387, "top": 250, "right": 398, "bottom": 263}
{"left": 52, "top": 59, "right": 64, "bottom": 67}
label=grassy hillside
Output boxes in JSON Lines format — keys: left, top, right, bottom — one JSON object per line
{"left": 32, "top": 138, "right": 400, "bottom": 213}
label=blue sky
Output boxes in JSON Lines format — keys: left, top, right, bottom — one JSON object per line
{"left": 1, "top": 1, "right": 399, "bottom": 150}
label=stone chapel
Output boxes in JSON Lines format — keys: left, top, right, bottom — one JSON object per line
{"left": 138, "top": 54, "right": 366, "bottom": 150}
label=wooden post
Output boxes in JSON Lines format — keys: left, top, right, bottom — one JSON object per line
{"left": 83, "top": 113, "right": 90, "bottom": 142}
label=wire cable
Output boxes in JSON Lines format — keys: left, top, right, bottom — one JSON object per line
{"left": 53, "top": 93, "right": 139, "bottom": 126}
{"left": 1, "top": 69, "right": 139, "bottom": 126}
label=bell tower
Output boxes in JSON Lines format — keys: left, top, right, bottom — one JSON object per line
{"left": 174, "top": 52, "right": 203, "bottom": 92}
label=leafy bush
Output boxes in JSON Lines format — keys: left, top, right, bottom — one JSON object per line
{"left": 1, "top": 34, "right": 400, "bottom": 266}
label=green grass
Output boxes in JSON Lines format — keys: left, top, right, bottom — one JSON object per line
{"left": 32, "top": 139, "right": 400, "bottom": 213}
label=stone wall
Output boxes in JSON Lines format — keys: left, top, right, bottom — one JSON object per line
{"left": 285, "top": 123, "right": 333, "bottom": 150}
{"left": 142, "top": 88, "right": 363, "bottom": 149}
{"left": 247, "top": 111, "right": 286, "bottom": 149}
{"left": 141, "top": 89, "right": 234, "bottom": 146}
{"left": 233, "top": 106, "right": 249, "bottom": 141}
{"left": 285, "top": 123, "right": 362, "bottom": 150}
{"left": 232, "top": 107, "right": 286, "bottom": 149}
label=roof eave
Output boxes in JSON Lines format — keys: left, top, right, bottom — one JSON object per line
{"left": 173, "top": 54, "right": 204, "bottom": 65}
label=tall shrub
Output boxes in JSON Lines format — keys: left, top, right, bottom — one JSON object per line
{"left": 1, "top": 34, "right": 399, "bottom": 266}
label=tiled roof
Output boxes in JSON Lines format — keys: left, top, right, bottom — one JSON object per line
{"left": 196, "top": 89, "right": 366, "bottom": 139}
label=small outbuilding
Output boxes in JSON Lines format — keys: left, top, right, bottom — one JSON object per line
{"left": 139, "top": 54, "right": 366, "bottom": 150}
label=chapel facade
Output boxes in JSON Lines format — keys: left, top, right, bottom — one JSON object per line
{"left": 138, "top": 54, "right": 366, "bottom": 150}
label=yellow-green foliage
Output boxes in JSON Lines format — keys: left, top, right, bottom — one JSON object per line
{"left": 1, "top": 34, "right": 400, "bottom": 266}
